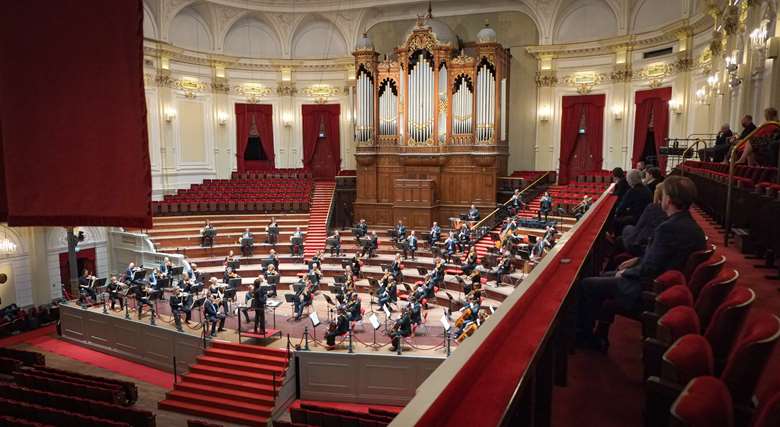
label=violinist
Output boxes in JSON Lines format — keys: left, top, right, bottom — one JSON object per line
{"left": 378, "top": 275, "right": 397, "bottom": 312}
{"left": 204, "top": 294, "right": 226, "bottom": 337}
{"left": 389, "top": 305, "right": 413, "bottom": 352}
{"left": 106, "top": 276, "right": 124, "bottom": 310}
{"left": 169, "top": 286, "right": 185, "bottom": 332}
{"left": 463, "top": 270, "right": 482, "bottom": 299}
{"left": 408, "top": 295, "right": 423, "bottom": 325}
{"left": 349, "top": 253, "right": 362, "bottom": 278}
{"left": 346, "top": 293, "right": 362, "bottom": 321}
{"left": 239, "top": 228, "right": 254, "bottom": 257}
{"left": 308, "top": 251, "right": 322, "bottom": 273}
{"left": 361, "top": 231, "right": 378, "bottom": 258}
{"left": 326, "top": 305, "right": 350, "bottom": 348}
{"left": 428, "top": 222, "right": 441, "bottom": 246}
{"left": 509, "top": 189, "right": 526, "bottom": 215}
{"left": 328, "top": 230, "right": 341, "bottom": 256}
{"left": 159, "top": 257, "right": 173, "bottom": 278}
{"left": 443, "top": 233, "right": 457, "bottom": 263}
{"left": 266, "top": 249, "right": 280, "bottom": 270}
{"left": 78, "top": 268, "right": 97, "bottom": 302}
{"left": 125, "top": 262, "right": 141, "bottom": 284}
{"left": 404, "top": 230, "right": 418, "bottom": 260}
{"left": 431, "top": 257, "right": 445, "bottom": 286}
{"left": 264, "top": 264, "right": 279, "bottom": 297}
{"left": 223, "top": 266, "right": 240, "bottom": 285}
{"left": 266, "top": 217, "right": 279, "bottom": 245}
{"left": 457, "top": 223, "right": 471, "bottom": 253}
{"left": 293, "top": 281, "right": 313, "bottom": 320}
{"left": 180, "top": 272, "right": 194, "bottom": 294}
{"left": 135, "top": 282, "right": 155, "bottom": 320}
{"left": 390, "top": 253, "right": 403, "bottom": 280}
{"left": 495, "top": 252, "right": 513, "bottom": 284}
{"left": 208, "top": 277, "right": 228, "bottom": 314}
{"left": 461, "top": 247, "right": 478, "bottom": 276}
{"left": 201, "top": 220, "right": 216, "bottom": 247}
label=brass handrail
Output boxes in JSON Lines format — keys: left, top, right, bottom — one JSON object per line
{"left": 472, "top": 171, "right": 552, "bottom": 235}
{"left": 723, "top": 143, "right": 739, "bottom": 248}
{"left": 679, "top": 139, "right": 709, "bottom": 176}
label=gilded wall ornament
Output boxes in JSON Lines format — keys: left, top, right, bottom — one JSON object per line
{"left": 535, "top": 71, "right": 558, "bottom": 87}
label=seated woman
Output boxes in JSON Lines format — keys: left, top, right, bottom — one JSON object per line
{"left": 620, "top": 183, "right": 667, "bottom": 257}
{"left": 735, "top": 107, "right": 780, "bottom": 166}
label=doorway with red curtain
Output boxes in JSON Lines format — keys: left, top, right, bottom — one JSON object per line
{"left": 58, "top": 247, "right": 96, "bottom": 286}
{"left": 302, "top": 104, "right": 341, "bottom": 179}
{"left": 235, "top": 104, "right": 275, "bottom": 172}
{"left": 632, "top": 87, "right": 671, "bottom": 171}
{"left": 558, "top": 94, "right": 605, "bottom": 184}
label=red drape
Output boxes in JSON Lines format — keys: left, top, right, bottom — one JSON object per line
{"left": 0, "top": 0, "right": 151, "bottom": 228}
{"left": 302, "top": 104, "right": 341, "bottom": 169}
{"left": 559, "top": 94, "right": 605, "bottom": 184}
{"left": 633, "top": 87, "right": 672, "bottom": 171}
{"left": 235, "top": 103, "right": 275, "bottom": 172}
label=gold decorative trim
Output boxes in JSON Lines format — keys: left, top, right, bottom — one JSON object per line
{"left": 561, "top": 71, "right": 607, "bottom": 94}
{"left": 233, "top": 83, "right": 272, "bottom": 103}
{"left": 535, "top": 70, "right": 558, "bottom": 87}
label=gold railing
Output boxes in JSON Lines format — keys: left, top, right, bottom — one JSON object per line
{"left": 471, "top": 172, "right": 552, "bottom": 240}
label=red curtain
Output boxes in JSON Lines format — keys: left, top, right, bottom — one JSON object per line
{"left": 235, "top": 103, "right": 275, "bottom": 172}
{"left": 302, "top": 104, "right": 341, "bottom": 169}
{"left": 633, "top": 87, "right": 672, "bottom": 171}
{"left": 559, "top": 94, "right": 605, "bottom": 184}
{"left": 0, "top": 0, "right": 151, "bottom": 228}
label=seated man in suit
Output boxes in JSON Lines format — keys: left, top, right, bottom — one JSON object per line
{"left": 349, "top": 253, "right": 362, "bottom": 278}
{"left": 390, "top": 305, "right": 413, "bottom": 352}
{"left": 361, "top": 231, "right": 379, "bottom": 258}
{"left": 443, "top": 233, "right": 457, "bottom": 263}
{"left": 201, "top": 220, "right": 216, "bottom": 247}
{"left": 239, "top": 228, "right": 254, "bottom": 257}
{"left": 159, "top": 257, "right": 173, "bottom": 278}
{"left": 428, "top": 222, "right": 441, "bottom": 247}
{"left": 204, "top": 294, "right": 226, "bottom": 337}
{"left": 293, "top": 282, "right": 314, "bottom": 320}
{"left": 266, "top": 218, "right": 279, "bottom": 245}
{"left": 457, "top": 223, "right": 471, "bottom": 253}
{"left": 612, "top": 169, "right": 652, "bottom": 234}
{"left": 346, "top": 292, "right": 362, "bottom": 322}
{"left": 78, "top": 268, "right": 97, "bottom": 303}
{"left": 467, "top": 204, "right": 480, "bottom": 222}
{"left": 328, "top": 230, "right": 341, "bottom": 256}
{"left": 290, "top": 227, "right": 304, "bottom": 257}
{"left": 355, "top": 219, "right": 368, "bottom": 238}
{"left": 169, "top": 287, "right": 186, "bottom": 332}
{"left": 106, "top": 276, "right": 124, "bottom": 310}
{"left": 404, "top": 230, "right": 418, "bottom": 260}
{"left": 577, "top": 175, "right": 706, "bottom": 352}
{"left": 190, "top": 263, "right": 202, "bottom": 283}
{"left": 377, "top": 278, "right": 397, "bottom": 312}
{"left": 394, "top": 220, "right": 407, "bottom": 242}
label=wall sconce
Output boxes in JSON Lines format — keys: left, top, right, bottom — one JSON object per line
{"left": 668, "top": 100, "right": 683, "bottom": 115}
{"left": 695, "top": 87, "right": 710, "bottom": 105}
{"left": 611, "top": 105, "right": 623, "bottom": 120}
{"left": 217, "top": 111, "right": 228, "bottom": 126}
{"left": 164, "top": 107, "right": 176, "bottom": 123}
{"left": 282, "top": 111, "right": 293, "bottom": 128}
{"left": 538, "top": 105, "right": 551, "bottom": 122}
{"left": 750, "top": 26, "right": 768, "bottom": 50}
{"left": 725, "top": 54, "right": 738, "bottom": 72}
{"left": 707, "top": 74, "right": 718, "bottom": 87}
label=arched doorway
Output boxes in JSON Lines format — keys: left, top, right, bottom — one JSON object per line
{"left": 235, "top": 103, "right": 275, "bottom": 172}
{"left": 302, "top": 104, "right": 340, "bottom": 179}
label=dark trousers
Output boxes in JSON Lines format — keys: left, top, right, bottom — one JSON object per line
{"left": 291, "top": 244, "right": 303, "bottom": 256}
{"left": 391, "top": 333, "right": 408, "bottom": 350}
{"left": 577, "top": 271, "right": 640, "bottom": 339}
{"left": 241, "top": 244, "right": 253, "bottom": 257}
{"left": 538, "top": 208, "right": 550, "bottom": 221}
{"left": 201, "top": 236, "right": 213, "bottom": 247}
{"left": 109, "top": 293, "right": 123, "bottom": 310}
{"left": 172, "top": 309, "right": 183, "bottom": 331}
{"left": 254, "top": 306, "right": 266, "bottom": 333}
{"left": 330, "top": 245, "right": 341, "bottom": 256}
{"left": 208, "top": 314, "right": 226, "bottom": 335}
{"left": 404, "top": 247, "right": 416, "bottom": 259}
{"left": 137, "top": 298, "right": 154, "bottom": 319}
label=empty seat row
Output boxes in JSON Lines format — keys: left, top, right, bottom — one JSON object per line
{"left": 0, "top": 396, "right": 129, "bottom": 427}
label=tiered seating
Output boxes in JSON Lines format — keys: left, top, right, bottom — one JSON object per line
{"left": 288, "top": 403, "right": 397, "bottom": 426}
{"left": 681, "top": 160, "right": 777, "bottom": 189}
{"left": 535, "top": 182, "right": 609, "bottom": 212}
{"left": 152, "top": 174, "right": 314, "bottom": 216}
{"left": 14, "top": 365, "right": 139, "bottom": 405}
{"left": 231, "top": 169, "right": 311, "bottom": 180}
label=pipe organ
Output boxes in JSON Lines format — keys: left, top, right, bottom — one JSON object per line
{"left": 353, "top": 14, "right": 510, "bottom": 228}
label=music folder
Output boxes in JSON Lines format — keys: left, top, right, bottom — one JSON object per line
{"left": 369, "top": 313, "right": 380, "bottom": 330}
{"left": 309, "top": 312, "right": 320, "bottom": 327}
{"left": 284, "top": 294, "right": 295, "bottom": 303}
{"left": 267, "top": 300, "right": 282, "bottom": 308}
{"left": 170, "top": 266, "right": 184, "bottom": 276}
{"left": 382, "top": 304, "right": 391, "bottom": 318}
{"left": 440, "top": 314, "right": 451, "bottom": 332}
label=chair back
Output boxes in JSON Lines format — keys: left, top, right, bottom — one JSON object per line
{"left": 694, "top": 269, "right": 739, "bottom": 331}
{"left": 682, "top": 244, "right": 716, "bottom": 282}
{"left": 670, "top": 376, "right": 733, "bottom": 427}
{"left": 721, "top": 312, "right": 780, "bottom": 405}
{"left": 703, "top": 287, "right": 755, "bottom": 369}
{"left": 658, "top": 306, "right": 701, "bottom": 345}
{"left": 751, "top": 388, "right": 780, "bottom": 427}
{"left": 662, "top": 334, "right": 714, "bottom": 388}
{"left": 687, "top": 255, "right": 726, "bottom": 299}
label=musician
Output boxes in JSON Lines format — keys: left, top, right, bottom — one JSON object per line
{"left": 455, "top": 297, "right": 482, "bottom": 341}
{"left": 150, "top": 268, "right": 165, "bottom": 300}
{"left": 223, "top": 267, "right": 240, "bottom": 287}
{"left": 531, "top": 236, "right": 552, "bottom": 261}
{"left": 252, "top": 284, "right": 268, "bottom": 333}
{"left": 309, "top": 264, "right": 323, "bottom": 287}
{"left": 201, "top": 220, "right": 216, "bottom": 247}
{"left": 409, "top": 295, "right": 423, "bottom": 325}
{"left": 190, "top": 263, "right": 203, "bottom": 284}
{"left": 543, "top": 225, "right": 557, "bottom": 243}
{"left": 135, "top": 283, "right": 155, "bottom": 320}
{"left": 293, "top": 281, "right": 313, "bottom": 320}
{"left": 125, "top": 262, "right": 140, "bottom": 284}
{"left": 464, "top": 270, "right": 482, "bottom": 298}
{"left": 78, "top": 268, "right": 97, "bottom": 302}
{"left": 204, "top": 294, "right": 226, "bottom": 337}
{"left": 308, "top": 251, "right": 322, "bottom": 273}
{"left": 574, "top": 195, "right": 593, "bottom": 220}
{"left": 159, "top": 257, "right": 173, "bottom": 278}
{"left": 241, "top": 283, "right": 257, "bottom": 324}
{"left": 390, "top": 306, "right": 413, "bottom": 352}
{"left": 431, "top": 258, "right": 445, "bottom": 286}
{"left": 169, "top": 287, "right": 185, "bottom": 332}
{"left": 428, "top": 222, "right": 441, "bottom": 246}
{"left": 389, "top": 253, "right": 403, "bottom": 280}
{"left": 461, "top": 247, "right": 478, "bottom": 276}
{"left": 509, "top": 189, "right": 527, "bottom": 215}
{"left": 404, "top": 230, "right": 418, "bottom": 260}
{"left": 328, "top": 230, "right": 341, "bottom": 256}
{"left": 208, "top": 277, "right": 229, "bottom": 314}
{"left": 395, "top": 220, "right": 407, "bottom": 242}
{"left": 457, "top": 310, "right": 489, "bottom": 343}
{"left": 495, "top": 253, "right": 513, "bottom": 285}
{"left": 346, "top": 293, "right": 362, "bottom": 322}
{"left": 266, "top": 217, "right": 279, "bottom": 245}
{"left": 467, "top": 204, "right": 480, "bottom": 222}
{"left": 266, "top": 249, "right": 280, "bottom": 270}
{"left": 378, "top": 275, "right": 397, "bottom": 312}
{"left": 326, "top": 306, "right": 350, "bottom": 348}
{"left": 355, "top": 219, "right": 368, "bottom": 238}
{"left": 290, "top": 226, "right": 304, "bottom": 257}
{"left": 538, "top": 192, "right": 553, "bottom": 221}
{"left": 349, "top": 253, "right": 362, "bottom": 278}
{"left": 502, "top": 217, "right": 518, "bottom": 234}
{"left": 264, "top": 264, "right": 279, "bottom": 297}
{"left": 361, "top": 231, "right": 378, "bottom": 258}
{"left": 443, "top": 233, "right": 457, "bottom": 263}
{"left": 106, "top": 276, "right": 124, "bottom": 310}
{"left": 457, "top": 223, "right": 471, "bottom": 253}
{"left": 239, "top": 228, "right": 254, "bottom": 257}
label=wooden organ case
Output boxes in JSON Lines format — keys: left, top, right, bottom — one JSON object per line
{"left": 352, "top": 17, "right": 510, "bottom": 229}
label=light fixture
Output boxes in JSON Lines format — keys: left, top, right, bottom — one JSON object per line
{"left": 612, "top": 105, "right": 623, "bottom": 120}
{"left": 707, "top": 74, "right": 718, "bottom": 87}
{"left": 696, "top": 87, "right": 710, "bottom": 105}
{"left": 164, "top": 107, "right": 176, "bottom": 123}
{"left": 538, "top": 105, "right": 551, "bottom": 122}
{"left": 282, "top": 111, "right": 293, "bottom": 128}
{"left": 668, "top": 100, "right": 683, "bottom": 115}
{"left": 725, "top": 54, "right": 738, "bottom": 72}
{"left": 750, "top": 27, "right": 767, "bottom": 49}
{"left": 217, "top": 111, "right": 228, "bottom": 126}
{"left": 0, "top": 228, "right": 16, "bottom": 255}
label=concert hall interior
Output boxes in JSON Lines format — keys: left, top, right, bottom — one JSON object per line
{"left": 2, "top": 0, "right": 780, "bottom": 426}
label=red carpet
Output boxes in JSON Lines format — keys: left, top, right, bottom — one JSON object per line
{"left": 290, "top": 399, "right": 403, "bottom": 413}
{"left": 303, "top": 180, "right": 335, "bottom": 258}
{"left": 552, "top": 205, "right": 780, "bottom": 427}
{"left": 0, "top": 324, "right": 56, "bottom": 348}
{"left": 158, "top": 341, "right": 289, "bottom": 426}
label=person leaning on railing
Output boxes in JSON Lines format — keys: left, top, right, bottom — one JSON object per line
{"left": 576, "top": 175, "right": 706, "bottom": 353}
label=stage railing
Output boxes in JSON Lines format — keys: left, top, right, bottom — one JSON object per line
{"left": 471, "top": 172, "right": 552, "bottom": 241}
{"left": 392, "top": 185, "right": 617, "bottom": 427}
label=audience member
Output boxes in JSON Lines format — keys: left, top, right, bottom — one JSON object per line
{"left": 612, "top": 169, "right": 651, "bottom": 233}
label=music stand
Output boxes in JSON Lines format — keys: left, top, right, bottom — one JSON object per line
{"left": 266, "top": 275, "right": 280, "bottom": 286}
{"left": 170, "top": 266, "right": 184, "bottom": 276}
{"left": 191, "top": 297, "right": 206, "bottom": 325}
{"left": 157, "top": 278, "right": 171, "bottom": 290}
{"left": 292, "top": 283, "right": 305, "bottom": 294}
{"left": 228, "top": 278, "right": 242, "bottom": 289}
{"left": 134, "top": 270, "right": 148, "bottom": 281}
{"left": 261, "top": 259, "right": 274, "bottom": 269}
{"left": 416, "top": 268, "right": 428, "bottom": 277}
{"left": 529, "top": 235, "right": 538, "bottom": 244}
{"left": 228, "top": 260, "right": 240, "bottom": 271}
{"left": 284, "top": 293, "right": 295, "bottom": 303}
{"left": 334, "top": 275, "right": 346, "bottom": 285}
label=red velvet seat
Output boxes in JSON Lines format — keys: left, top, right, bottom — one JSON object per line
{"left": 657, "top": 306, "right": 701, "bottom": 345}
{"left": 653, "top": 270, "right": 688, "bottom": 293}
{"left": 694, "top": 269, "right": 739, "bottom": 331}
{"left": 662, "top": 334, "right": 714, "bottom": 385}
{"left": 687, "top": 255, "right": 726, "bottom": 299}
{"left": 752, "top": 388, "right": 780, "bottom": 427}
{"left": 703, "top": 286, "right": 756, "bottom": 372}
{"left": 720, "top": 311, "right": 780, "bottom": 404}
{"left": 655, "top": 285, "right": 695, "bottom": 315}
{"left": 670, "top": 376, "right": 733, "bottom": 427}
{"left": 682, "top": 244, "right": 716, "bottom": 282}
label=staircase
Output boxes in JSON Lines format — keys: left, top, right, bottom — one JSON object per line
{"left": 473, "top": 193, "right": 548, "bottom": 258}
{"left": 158, "top": 341, "right": 289, "bottom": 426}
{"left": 303, "top": 180, "right": 336, "bottom": 258}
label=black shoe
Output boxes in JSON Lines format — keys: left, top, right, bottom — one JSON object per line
{"left": 218, "top": 328, "right": 226, "bottom": 332}
{"left": 176, "top": 328, "right": 184, "bottom": 333}
{"left": 210, "top": 332, "right": 216, "bottom": 337}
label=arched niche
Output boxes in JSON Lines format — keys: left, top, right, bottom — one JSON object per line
{"left": 169, "top": 6, "right": 212, "bottom": 51}
{"left": 224, "top": 17, "right": 282, "bottom": 58}
{"left": 554, "top": 0, "right": 618, "bottom": 44}
{"left": 143, "top": 2, "right": 158, "bottom": 39}
{"left": 291, "top": 18, "right": 348, "bottom": 59}
{"left": 632, "top": 0, "right": 683, "bottom": 34}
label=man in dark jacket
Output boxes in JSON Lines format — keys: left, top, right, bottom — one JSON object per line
{"left": 577, "top": 175, "right": 706, "bottom": 352}
{"left": 612, "top": 169, "right": 651, "bottom": 234}
{"left": 611, "top": 168, "right": 629, "bottom": 200}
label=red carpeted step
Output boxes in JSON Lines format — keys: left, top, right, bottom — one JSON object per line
{"left": 182, "top": 373, "right": 277, "bottom": 394}
{"left": 188, "top": 364, "right": 283, "bottom": 385}
{"left": 164, "top": 390, "right": 273, "bottom": 415}
{"left": 209, "top": 340, "right": 288, "bottom": 357}
{"left": 195, "top": 355, "right": 286, "bottom": 375}
{"left": 303, "top": 181, "right": 336, "bottom": 257}
{"left": 173, "top": 381, "right": 276, "bottom": 405}
{"left": 204, "top": 348, "right": 288, "bottom": 366}
{"left": 158, "top": 398, "right": 269, "bottom": 426}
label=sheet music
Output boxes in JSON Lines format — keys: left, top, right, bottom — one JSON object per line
{"left": 440, "top": 314, "right": 451, "bottom": 331}
{"left": 309, "top": 311, "right": 320, "bottom": 327}
{"left": 267, "top": 300, "right": 282, "bottom": 308}
{"left": 369, "top": 313, "right": 380, "bottom": 330}
{"left": 383, "top": 304, "right": 391, "bottom": 318}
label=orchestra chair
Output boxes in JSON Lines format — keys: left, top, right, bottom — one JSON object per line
{"left": 412, "top": 311, "right": 429, "bottom": 337}
{"left": 752, "top": 388, "right": 780, "bottom": 427}
{"left": 669, "top": 377, "right": 734, "bottom": 427}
